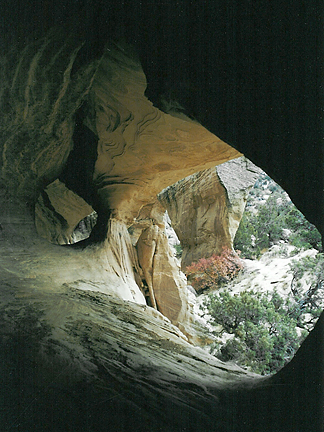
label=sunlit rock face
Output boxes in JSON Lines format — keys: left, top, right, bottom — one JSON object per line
{"left": 0, "top": 31, "right": 240, "bottom": 326}
{"left": 0, "top": 186, "right": 255, "bottom": 431}
{"left": 0, "top": 34, "right": 239, "bottom": 220}
{"left": 159, "top": 157, "right": 260, "bottom": 269}
{"left": 125, "top": 201, "right": 194, "bottom": 330}
{"left": 216, "top": 158, "right": 261, "bottom": 242}
{"left": 82, "top": 43, "right": 240, "bottom": 223}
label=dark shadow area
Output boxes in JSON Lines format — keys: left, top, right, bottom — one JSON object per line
{"left": 59, "top": 105, "right": 98, "bottom": 206}
{"left": 0, "top": 292, "right": 322, "bottom": 431}
{"left": 1, "top": 1, "right": 323, "bottom": 233}
{"left": 59, "top": 105, "right": 110, "bottom": 245}
{"left": 222, "top": 311, "right": 324, "bottom": 432}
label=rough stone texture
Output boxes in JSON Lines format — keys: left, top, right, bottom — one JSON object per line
{"left": 217, "top": 158, "right": 262, "bottom": 242}
{"left": 136, "top": 224, "right": 159, "bottom": 309}
{"left": 84, "top": 43, "right": 240, "bottom": 224}
{"left": 0, "top": 189, "right": 257, "bottom": 432}
{"left": 0, "top": 191, "right": 323, "bottom": 432}
{"left": 164, "top": 211, "right": 181, "bottom": 248}
{"left": 0, "top": 31, "right": 241, "bottom": 328}
{"left": 0, "top": 32, "right": 99, "bottom": 203}
{"left": 159, "top": 157, "right": 260, "bottom": 269}
{"left": 0, "top": 3, "right": 323, "bottom": 431}
{"left": 35, "top": 179, "right": 97, "bottom": 244}
{"left": 151, "top": 227, "right": 188, "bottom": 323}
{"left": 1, "top": 0, "right": 323, "bottom": 234}
{"left": 133, "top": 3, "right": 324, "bottom": 239}
{"left": 0, "top": 35, "right": 239, "bottom": 225}
{"left": 0, "top": 32, "right": 240, "bottom": 326}
{"left": 128, "top": 201, "right": 193, "bottom": 328}
{"left": 0, "top": 184, "right": 145, "bottom": 305}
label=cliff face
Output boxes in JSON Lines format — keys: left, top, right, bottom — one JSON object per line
{"left": 0, "top": 3, "right": 323, "bottom": 431}
{"left": 159, "top": 157, "right": 260, "bottom": 270}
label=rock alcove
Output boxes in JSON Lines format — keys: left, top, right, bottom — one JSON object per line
{"left": 0, "top": 3, "right": 323, "bottom": 431}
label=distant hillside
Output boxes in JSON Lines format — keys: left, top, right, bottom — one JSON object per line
{"left": 234, "top": 171, "right": 322, "bottom": 259}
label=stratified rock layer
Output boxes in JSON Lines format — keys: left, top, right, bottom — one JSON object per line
{"left": 0, "top": 190, "right": 322, "bottom": 432}
{"left": 217, "top": 158, "right": 261, "bottom": 241}
{"left": 84, "top": 43, "right": 241, "bottom": 223}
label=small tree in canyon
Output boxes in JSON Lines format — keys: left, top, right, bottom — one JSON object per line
{"left": 288, "top": 253, "right": 324, "bottom": 330}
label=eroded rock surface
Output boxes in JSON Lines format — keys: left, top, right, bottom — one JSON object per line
{"left": 217, "top": 158, "right": 261, "bottom": 242}
{"left": 35, "top": 179, "right": 97, "bottom": 244}
{"left": 83, "top": 43, "right": 241, "bottom": 223}
{"left": 0, "top": 187, "right": 323, "bottom": 431}
{"left": 0, "top": 187, "right": 257, "bottom": 431}
{"left": 159, "top": 157, "right": 260, "bottom": 269}
{"left": 0, "top": 5, "right": 323, "bottom": 430}
{"left": 127, "top": 201, "right": 192, "bottom": 329}
{"left": 0, "top": 32, "right": 243, "bottom": 328}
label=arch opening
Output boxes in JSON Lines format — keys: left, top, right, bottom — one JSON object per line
{"left": 35, "top": 179, "right": 98, "bottom": 245}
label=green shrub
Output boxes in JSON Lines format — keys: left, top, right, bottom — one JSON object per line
{"left": 186, "top": 247, "right": 243, "bottom": 293}
{"left": 286, "top": 206, "right": 322, "bottom": 250}
{"left": 289, "top": 253, "right": 324, "bottom": 283}
{"left": 288, "top": 253, "right": 324, "bottom": 328}
{"left": 205, "top": 290, "right": 302, "bottom": 375}
{"left": 233, "top": 212, "right": 260, "bottom": 259}
{"left": 204, "top": 250, "right": 324, "bottom": 375}
{"left": 234, "top": 187, "right": 322, "bottom": 258}
{"left": 234, "top": 192, "right": 289, "bottom": 258}
{"left": 173, "top": 243, "right": 183, "bottom": 258}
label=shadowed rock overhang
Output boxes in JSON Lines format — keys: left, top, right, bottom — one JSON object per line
{"left": 0, "top": 1, "right": 323, "bottom": 431}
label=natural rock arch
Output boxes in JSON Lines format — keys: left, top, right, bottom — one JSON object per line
{"left": 0, "top": 2, "right": 323, "bottom": 431}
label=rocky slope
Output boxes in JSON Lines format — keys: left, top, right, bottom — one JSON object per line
{"left": 1, "top": 190, "right": 322, "bottom": 431}
{"left": 192, "top": 174, "right": 324, "bottom": 376}
{"left": 195, "top": 245, "right": 323, "bottom": 339}
{"left": 0, "top": 186, "right": 262, "bottom": 432}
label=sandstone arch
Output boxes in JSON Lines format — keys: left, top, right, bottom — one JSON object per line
{"left": 0, "top": 2, "right": 323, "bottom": 431}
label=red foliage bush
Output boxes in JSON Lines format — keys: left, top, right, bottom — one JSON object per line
{"left": 186, "top": 247, "right": 243, "bottom": 292}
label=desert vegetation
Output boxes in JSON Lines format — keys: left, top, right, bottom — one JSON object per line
{"left": 190, "top": 172, "right": 324, "bottom": 375}
{"left": 234, "top": 173, "right": 322, "bottom": 259}
{"left": 186, "top": 247, "right": 243, "bottom": 293}
{"left": 203, "top": 254, "right": 324, "bottom": 375}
